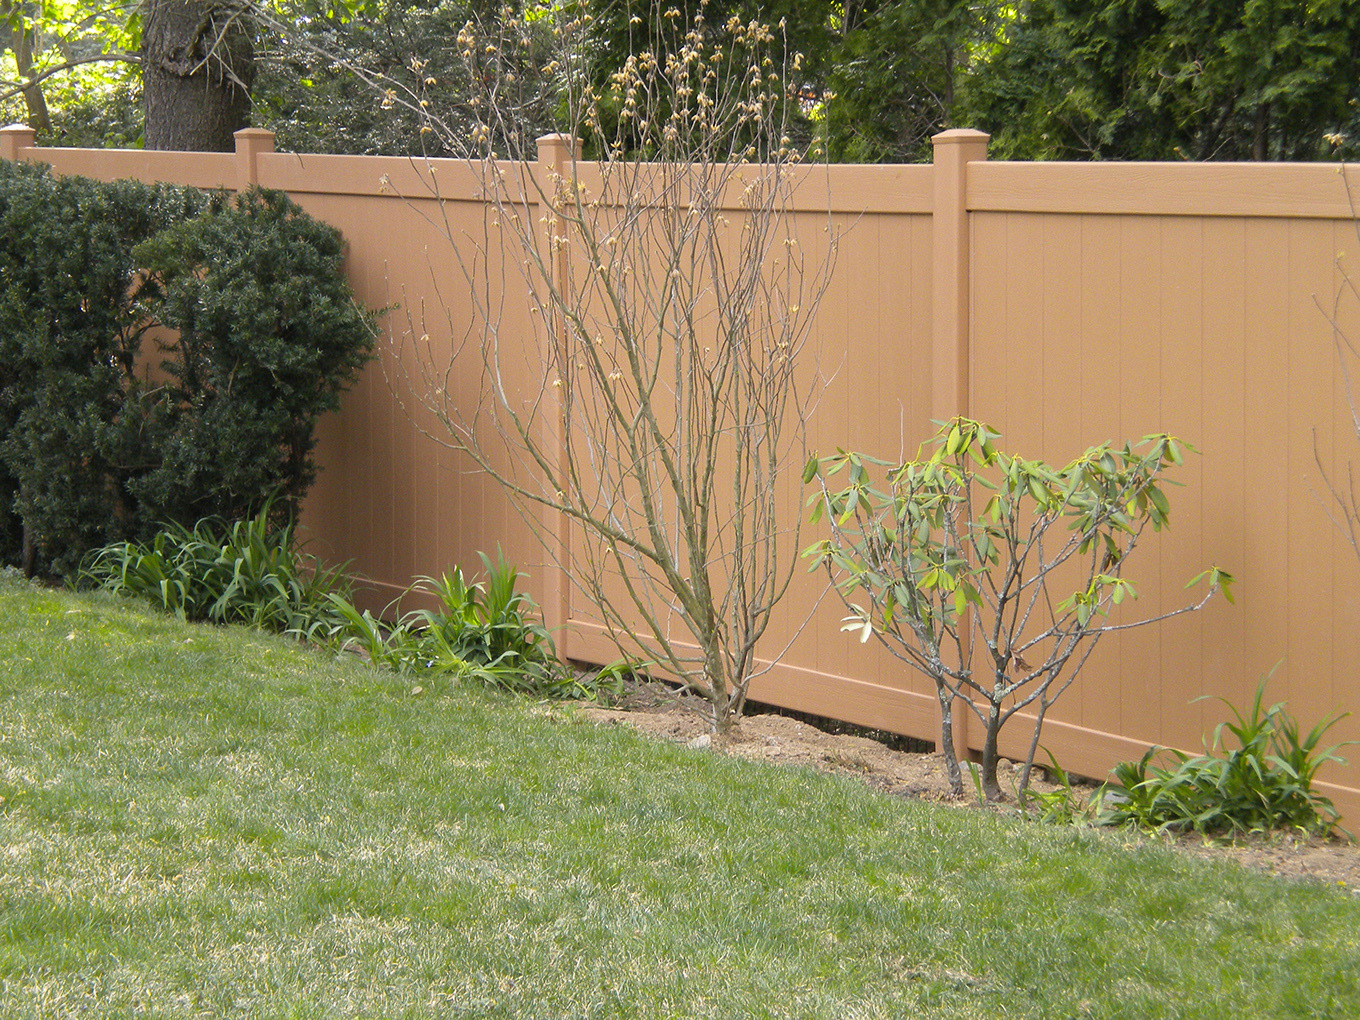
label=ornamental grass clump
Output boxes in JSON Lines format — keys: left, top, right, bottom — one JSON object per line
{"left": 82, "top": 504, "right": 350, "bottom": 635}
{"left": 1098, "top": 677, "right": 1352, "bottom": 838}
{"left": 318, "top": 552, "right": 586, "bottom": 698}
{"left": 88, "top": 516, "right": 582, "bottom": 698}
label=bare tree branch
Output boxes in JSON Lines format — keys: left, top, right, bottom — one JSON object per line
{"left": 0, "top": 53, "right": 140, "bottom": 106}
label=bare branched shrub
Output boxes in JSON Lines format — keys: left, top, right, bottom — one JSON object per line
{"left": 365, "top": 3, "right": 838, "bottom": 730}
{"left": 1316, "top": 167, "right": 1360, "bottom": 558}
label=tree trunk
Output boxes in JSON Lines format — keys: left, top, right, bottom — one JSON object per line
{"left": 1251, "top": 101, "right": 1272, "bottom": 161}
{"left": 980, "top": 706, "right": 1004, "bottom": 802}
{"left": 16, "top": 30, "right": 50, "bottom": 133}
{"left": 703, "top": 628, "right": 735, "bottom": 733}
{"left": 1, "top": 2, "right": 51, "bottom": 132}
{"left": 142, "top": 0, "right": 254, "bottom": 152}
{"left": 20, "top": 522, "right": 34, "bottom": 579}
{"left": 937, "top": 685, "right": 964, "bottom": 797}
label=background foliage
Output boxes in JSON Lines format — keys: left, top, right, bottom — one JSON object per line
{"left": 961, "top": 0, "right": 1360, "bottom": 161}
{"left": 5, "top": 1, "right": 1358, "bottom": 162}
{"left": 252, "top": 0, "right": 560, "bottom": 157}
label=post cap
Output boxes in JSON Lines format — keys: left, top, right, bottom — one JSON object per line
{"left": 0, "top": 124, "right": 37, "bottom": 161}
{"left": 932, "top": 129, "right": 990, "bottom": 147}
{"left": 536, "top": 133, "right": 583, "bottom": 159}
{"left": 233, "top": 127, "right": 276, "bottom": 151}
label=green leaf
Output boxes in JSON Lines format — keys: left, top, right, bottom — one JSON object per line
{"left": 945, "top": 426, "right": 963, "bottom": 456}
{"left": 1148, "top": 486, "right": 1170, "bottom": 517}
{"left": 800, "top": 540, "right": 829, "bottom": 563}
{"left": 1213, "top": 567, "right": 1236, "bottom": 603}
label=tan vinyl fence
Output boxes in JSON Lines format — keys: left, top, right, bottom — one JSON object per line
{"left": 5, "top": 122, "right": 1359, "bottom": 819}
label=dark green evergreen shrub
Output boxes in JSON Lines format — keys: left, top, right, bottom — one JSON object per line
{"left": 0, "top": 163, "right": 206, "bottom": 573}
{"left": 0, "top": 162, "right": 375, "bottom": 576}
{"left": 128, "top": 188, "right": 378, "bottom": 528}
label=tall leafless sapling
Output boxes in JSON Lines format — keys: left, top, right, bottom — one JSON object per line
{"left": 370, "top": 4, "right": 837, "bottom": 730}
{"left": 1315, "top": 165, "right": 1360, "bottom": 565}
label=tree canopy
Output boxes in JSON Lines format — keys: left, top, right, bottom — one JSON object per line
{"left": 2, "top": 0, "right": 1359, "bottom": 161}
{"left": 961, "top": 0, "right": 1360, "bottom": 161}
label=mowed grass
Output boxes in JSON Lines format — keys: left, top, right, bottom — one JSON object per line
{"left": 1, "top": 577, "right": 1357, "bottom": 1019}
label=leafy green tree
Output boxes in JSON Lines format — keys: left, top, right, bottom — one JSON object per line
{"left": 960, "top": 0, "right": 1360, "bottom": 161}
{"left": 575, "top": 0, "right": 986, "bottom": 162}
{"left": 0, "top": 0, "right": 557, "bottom": 155}
{"left": 252, "top": 0, "right": 559, "bottom": 157}
{"left": 815, "top": 0, "right": 988, "bottom": 162}
{"left": 0, "top": 0, "right": 142, "bottom": 143}
{"left": 7, "top": 0, "right": 1360, "bottom": 162}
{"left": 2, "top": 0, "right": 52, "bottom": 130}
{"left": 0, "top": 0, "right": 255, "bottom": 151}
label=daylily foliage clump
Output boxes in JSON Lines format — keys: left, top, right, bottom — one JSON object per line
{"left": 805, "top": 418, "right": 1233, "bottom": 802}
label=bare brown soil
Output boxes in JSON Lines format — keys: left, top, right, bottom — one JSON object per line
{"left": 561, "top": 682, "right": 1360, "bottom": 892}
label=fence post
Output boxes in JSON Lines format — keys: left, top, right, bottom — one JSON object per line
{"left": 0, "top": 124, "right": 36, "bottom": 163}
{"left": 931, "top": 127, "right": 988, "bottom": 763}
{"left": 536, "top": 133, "right": 583, "bottom": 658}
{"left": 234, "top": 127, "right": 275, "bottom": 190}
{"left": 931, "top": 128, "right": 988, "bottom": 421}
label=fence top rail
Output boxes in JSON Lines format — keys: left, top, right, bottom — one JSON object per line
{"left": 11, "top": 130, "right": 1360, "bottom": 224}
{"left": 970, "top": 160, "right": 1360, "bottom": 220}
{"left": 257, "top": 151, "right": 525, "bottom": 201}
{"left": 23, "top": 146, "right": 236, "bottom": 190}
{"left": 259, "top": 150, "right": 932, "bottom": 215}
{"left": 8, "top": 136, "right": 933, "bottom": 218}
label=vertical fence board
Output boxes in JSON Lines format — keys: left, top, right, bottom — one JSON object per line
{"left": 1242, "top": 219, "right": 1295, "bottom": 705}
{"left": 1076, "top": 215, "right": 1126, "bottom": 734}
{"left": 1287, "top": 219, "right": 1342, "bottom": 729}
{"left": 1198, "top": 217, "right": 1249, "bottom": 740}
{"left": 1157, "top": 216, "right": 1206, "bottom": 753}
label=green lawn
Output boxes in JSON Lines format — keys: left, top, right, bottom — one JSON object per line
{"left": 1, "top": 574, "right": 1357, "bottom": 1019}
